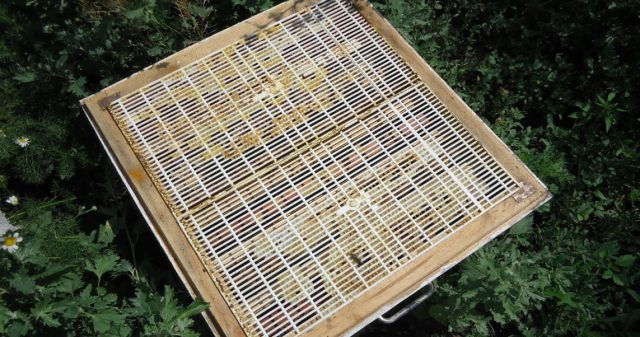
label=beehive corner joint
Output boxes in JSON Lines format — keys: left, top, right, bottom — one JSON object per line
{"left": 513, "top": 182, "right": 535, "bottom": 202}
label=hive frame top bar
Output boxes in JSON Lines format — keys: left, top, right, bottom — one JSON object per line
{"left": 81, "top": 1, "right": 550, "bottom": 336}
{"left": 82, "top": 0, "right": 323, "bottom": 109}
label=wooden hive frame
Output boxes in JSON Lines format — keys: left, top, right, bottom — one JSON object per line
{"left": 80, "top": 0, "right": 550, "bottom": 336}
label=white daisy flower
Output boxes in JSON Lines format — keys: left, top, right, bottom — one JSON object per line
{"left": 5, "top": 195, "right": 18, "bottom": 206}
{"left": 15, "top": 136, "right": 30, "bottom": 148}
{"left": 1, "top": 232, "right": 23, "bottom": 253}
{"left": 0, "top": 211, "right": 18, "bottom": 236}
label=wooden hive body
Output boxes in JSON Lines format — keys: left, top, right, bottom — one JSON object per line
{"left": 81, "top": 1, "right": 550, "bottom": 336}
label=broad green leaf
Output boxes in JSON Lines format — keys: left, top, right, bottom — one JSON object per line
{"left": 159, "top": 285, "right": 179, "bottom": 321}
{"left": 13, "top": 71, "right": 36, "bottom": 83}
{"left": 177, "top": 298, "right": 209, "bottom": 319}
{"left": 9, "top": 273, "right": 36, "bottom": 295}
{"left": 546, "top": 289, "right": 579, "bottom": 308}
{"left": 612, "top": 274, "right": 626, "bottom": 286}
{"left": 615, "top": 255, "right": 636, "bottom": 268}
{"left": 604, "top": 115, "right": 614, "bottom": 132}
{"left": 55, "top": 273, "right": 84, "bottom": 294}
{"left": 146, "top": 46, "right": 163, "bottom": 57}
{"left": 91, "top": 309, "right": 125, "bottom": 333}
{"left": 125, "top": 8, "right": 144, "bottom": 19}
{"left": 6, "top": 321, "right": 28, "bottom": 337}
{"left": 67, "top": 77, "right": 87, "bottom": 97}
{"left": 97, "top": 221, "right": 115, "bottom": 244}
{"left": 188, "top": 4, "right": 213, "bottom": 18}
{"left": 509, "top": 216, "right": 533, "bottom": 235}
{"left": 31, "top": 302, "right": 61, "bottom": 327}
{"left": 85, "top": 254, "right": 120, "bottom": 280}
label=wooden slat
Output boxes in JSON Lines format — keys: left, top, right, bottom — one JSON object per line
{"left": 82, "top": 97, "right": 247, "bottom": 336}
{"left": 304, "top": 186, "right": 549, "bottom": 337}
{"left": 81, "top": 1, "right": 550, "bottom": 336}
{"left": 82, "top": 0, "right": 324, "bottom": 110}
{"left": 299, "top": 2, "right": 550, "bottom": 335}
{"left": 351, "top": 0, "right": 542, "bottom": 186}
{"left": 80, "top": 2, "right": 332, "bottom": 336}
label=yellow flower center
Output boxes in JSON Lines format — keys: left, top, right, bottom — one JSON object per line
{"left": 4, "top": 237, "right": 17, "bottom": 246}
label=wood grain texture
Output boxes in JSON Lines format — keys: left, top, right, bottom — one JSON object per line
{"left": 304, "top": 189, "right": 549, "bottom": 337}
{"left": 80, "top": 0, "right": 323, "bottom": 108}
{"left": 352, "top": 0, "right": 544, "bottom": 186}
{"left": 299, "top": 2, "right": 550, "bottom": 336}
{"left": 81, "top": 2, "right": 327, "bottom": 336}
{"left": 81, "top": 0, "right": 549, "bottom": 336}
{"left": 82, "top": 97, "right": 246, "bottom": 337}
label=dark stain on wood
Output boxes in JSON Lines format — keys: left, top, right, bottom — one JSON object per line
{"left": 97, "top": 92, "right": 121, "bottom": 110}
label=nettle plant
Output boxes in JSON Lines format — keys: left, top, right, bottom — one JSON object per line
{"left": 370, "top": 1, "right": 640, "bottom": 336}
{"left": 0, "top": 123, "right": 208, "bottom": 336}
{"left": 0, "top": 1, "right": 244, "bottom": 335}
{"left": 0, "top": 207, "right": 208, "bottom": 337}
{"left": 1, "top": 0, "right": 639, "bottom": 336}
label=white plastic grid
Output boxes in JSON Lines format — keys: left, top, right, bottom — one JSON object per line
{"left": 107, "top": 1, "right": 519, "bottom": 336}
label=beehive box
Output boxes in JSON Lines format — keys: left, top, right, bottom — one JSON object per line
{"left": 80, "top": 0, "right": 551, "bottom": 336}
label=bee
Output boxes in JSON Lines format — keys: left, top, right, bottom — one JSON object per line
{"left": 347, "top": 250, "right": 365, "bottom": 267}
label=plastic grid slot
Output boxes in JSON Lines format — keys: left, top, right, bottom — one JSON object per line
{"left": 107, "top": 1, "right": 519, "bottom": 336}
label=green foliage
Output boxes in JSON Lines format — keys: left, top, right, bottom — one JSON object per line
{"left": 430, "top": 223, "right": 639, "bottom": 337}
{"left": 0, "top": 214, "right": 207, "bottom": 337}
{"left": 0, "top": 0, "right": 638, "bottom": 336}
{"left": 0, "top": 1, "right": 243, "bottom": 336}
{"left": 231, "top": 0, "right": 275, "bottom": 14}
{"left": 365, "top": 0, "right": 640, "bottom": 336}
